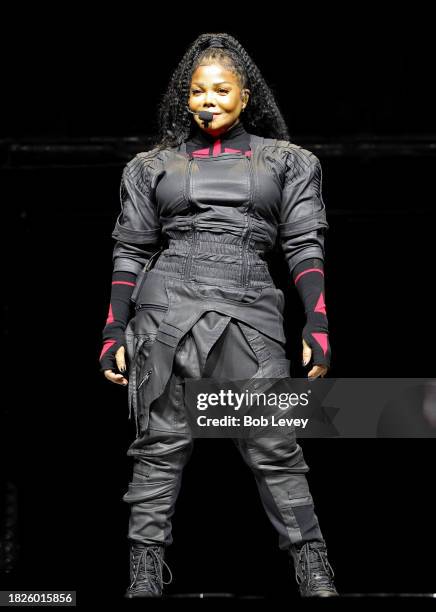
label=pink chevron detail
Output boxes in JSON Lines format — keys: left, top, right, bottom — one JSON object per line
{"left": 213, "top": 140, "right": 222, "bottom": 156}
{"left": 112, "top": 281, "right": 136, "bottom": 286}
{"left": 294, "top": 267, "right": 324, "bottom": 285}
{"left": 311, "top": 332, "right": 328, "bottom": 356}
{"left": 106, "top": 303, "right": 114, "bottom": 325}
{"left": 224, "top": 147, "right": 242, "bottom": 153}
{"left": 244, "top": 150, "right": 252, "bottom": 157}
{"left": 314, "top": 292, "right": 327, "bottom": 315}
{"left": 100, "top": 339, "right": 116, "bottom": 359}
{"left": 192, "top": 147, "right": 211, "bottom": 157}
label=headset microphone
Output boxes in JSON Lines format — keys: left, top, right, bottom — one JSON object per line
{"left": 186, "top": 108, "right": 215, "bottom": 128}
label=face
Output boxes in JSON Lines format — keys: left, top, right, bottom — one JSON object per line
{"left": 188, "top": 63, "right": 250, "bottom": 137}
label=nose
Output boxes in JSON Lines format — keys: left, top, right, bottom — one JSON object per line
{"left": 203, "top": 90, "right": 217, "bottom": 106}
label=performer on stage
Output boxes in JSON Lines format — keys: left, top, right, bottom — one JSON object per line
{"left": 99, "top": 32, "right": 338, "bottom": 598}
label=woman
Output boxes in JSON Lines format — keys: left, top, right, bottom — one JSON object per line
{"left": 99, "top": 32, "right": 338, "bottom": 599}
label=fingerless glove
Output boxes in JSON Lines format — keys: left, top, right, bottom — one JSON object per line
{"left": 99, "top": 270, "right": 137, "bottom": 372}
{"left": 293, "top": 257, "right": 331, "bottom": 368}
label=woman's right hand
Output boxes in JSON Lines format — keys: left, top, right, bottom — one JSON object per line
{"left": 102, "top": 345, "right": 128, "bottom": 386}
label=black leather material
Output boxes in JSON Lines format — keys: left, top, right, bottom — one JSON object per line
{"left": 111, "top": 133, "right": 328, "bottom": 277}
{"left": 112, "top": 133, "right": 330, "bottom": 559}
{"left": 123, "top": 306, "right": 324, "bottom": 553}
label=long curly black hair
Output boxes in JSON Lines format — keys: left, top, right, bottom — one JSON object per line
{"left": 152, "top": 32, "right": 290, "bottom": 150}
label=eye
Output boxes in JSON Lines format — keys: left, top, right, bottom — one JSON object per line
{"left": 218, "top": 88, "right": 229, "bottom": 93}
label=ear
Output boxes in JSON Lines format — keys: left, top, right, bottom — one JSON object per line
{"left": 241, "top": 88, "right": 250, "bottom": 107}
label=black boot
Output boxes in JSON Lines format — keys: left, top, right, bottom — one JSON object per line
{"left": 124, "top": 542, "right": 173, "bottom": 598}
{"left": 292, "top": 541, "right": 338, "bottom": 597}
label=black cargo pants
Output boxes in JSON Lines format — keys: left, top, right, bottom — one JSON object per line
{"left": 122, "top": 309, "right": 325, "bottom": 555}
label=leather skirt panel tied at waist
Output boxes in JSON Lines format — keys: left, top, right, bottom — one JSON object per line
{"left": 124, "top": 231, "right": 287, "bottom": 438}
{"left": 153, "top": 232, "right": 273, "bottom": 288}
{"left": 126, "top": 270, "right": 288, "bottom": 438}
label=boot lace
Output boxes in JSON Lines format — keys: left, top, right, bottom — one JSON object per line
{"left": 295, "top": 543, "right": 335, "bottom": 592}
{"left": 129, "top": 545, "right": 173, "bottom": 591}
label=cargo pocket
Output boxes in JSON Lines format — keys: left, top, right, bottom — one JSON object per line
{"left": 127, "top": 333, "right": 155, "bottom": 429}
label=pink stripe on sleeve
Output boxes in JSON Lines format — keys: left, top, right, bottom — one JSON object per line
{"left": 294, "top": 268, "right": 324, "bottom": 285}
{"left": 112, "top": 281, "right": 136, "bottom": 286}
{"left": 314, "top": 292, "right": 327, "bottom": 315}
{"left": 99, "top": 339, "right": 116, "bottom": 359}
{"left": 311, "top": 332, "right": 329, "bottom": 356}
{"left": 106, "top": 303, "right": 114, "bottom": 324}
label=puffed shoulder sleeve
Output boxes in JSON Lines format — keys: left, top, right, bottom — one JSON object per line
{"left": 111, "top": 153, "right": 163, "bottom": 275}
{"left": 112, "top": 154, "right": 162, "bottom": 245}
{"left": 278, "top": 147, "right": 329, "bottom": 275}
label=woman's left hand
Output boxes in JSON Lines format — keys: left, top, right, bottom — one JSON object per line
{"left": 302, "top": 338, "right": 329, "bottom": 379}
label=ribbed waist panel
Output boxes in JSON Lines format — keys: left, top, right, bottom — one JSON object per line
{"left": 163, "top": 229, "right": 268, "bottom": 254}
{"left": 153, "top": 236, "right": 273, "bottom": 288}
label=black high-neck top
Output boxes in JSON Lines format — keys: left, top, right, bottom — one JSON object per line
{"left": 185, "top": 121, "right": 251, "bottom": 158}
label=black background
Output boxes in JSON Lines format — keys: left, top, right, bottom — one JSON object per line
{"left": 1, "top": 7, "right": 436, "bottom": 604}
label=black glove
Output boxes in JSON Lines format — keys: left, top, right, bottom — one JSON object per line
{"left": 99, "top": 270, "right": 137, "bottom": 373}
{"left": 293, "top": 258, "right": 331, "bottom": 368}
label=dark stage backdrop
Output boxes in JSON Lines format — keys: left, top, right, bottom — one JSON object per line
{"left": 2, "top": 14, "right": 435, "bottom": 604}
